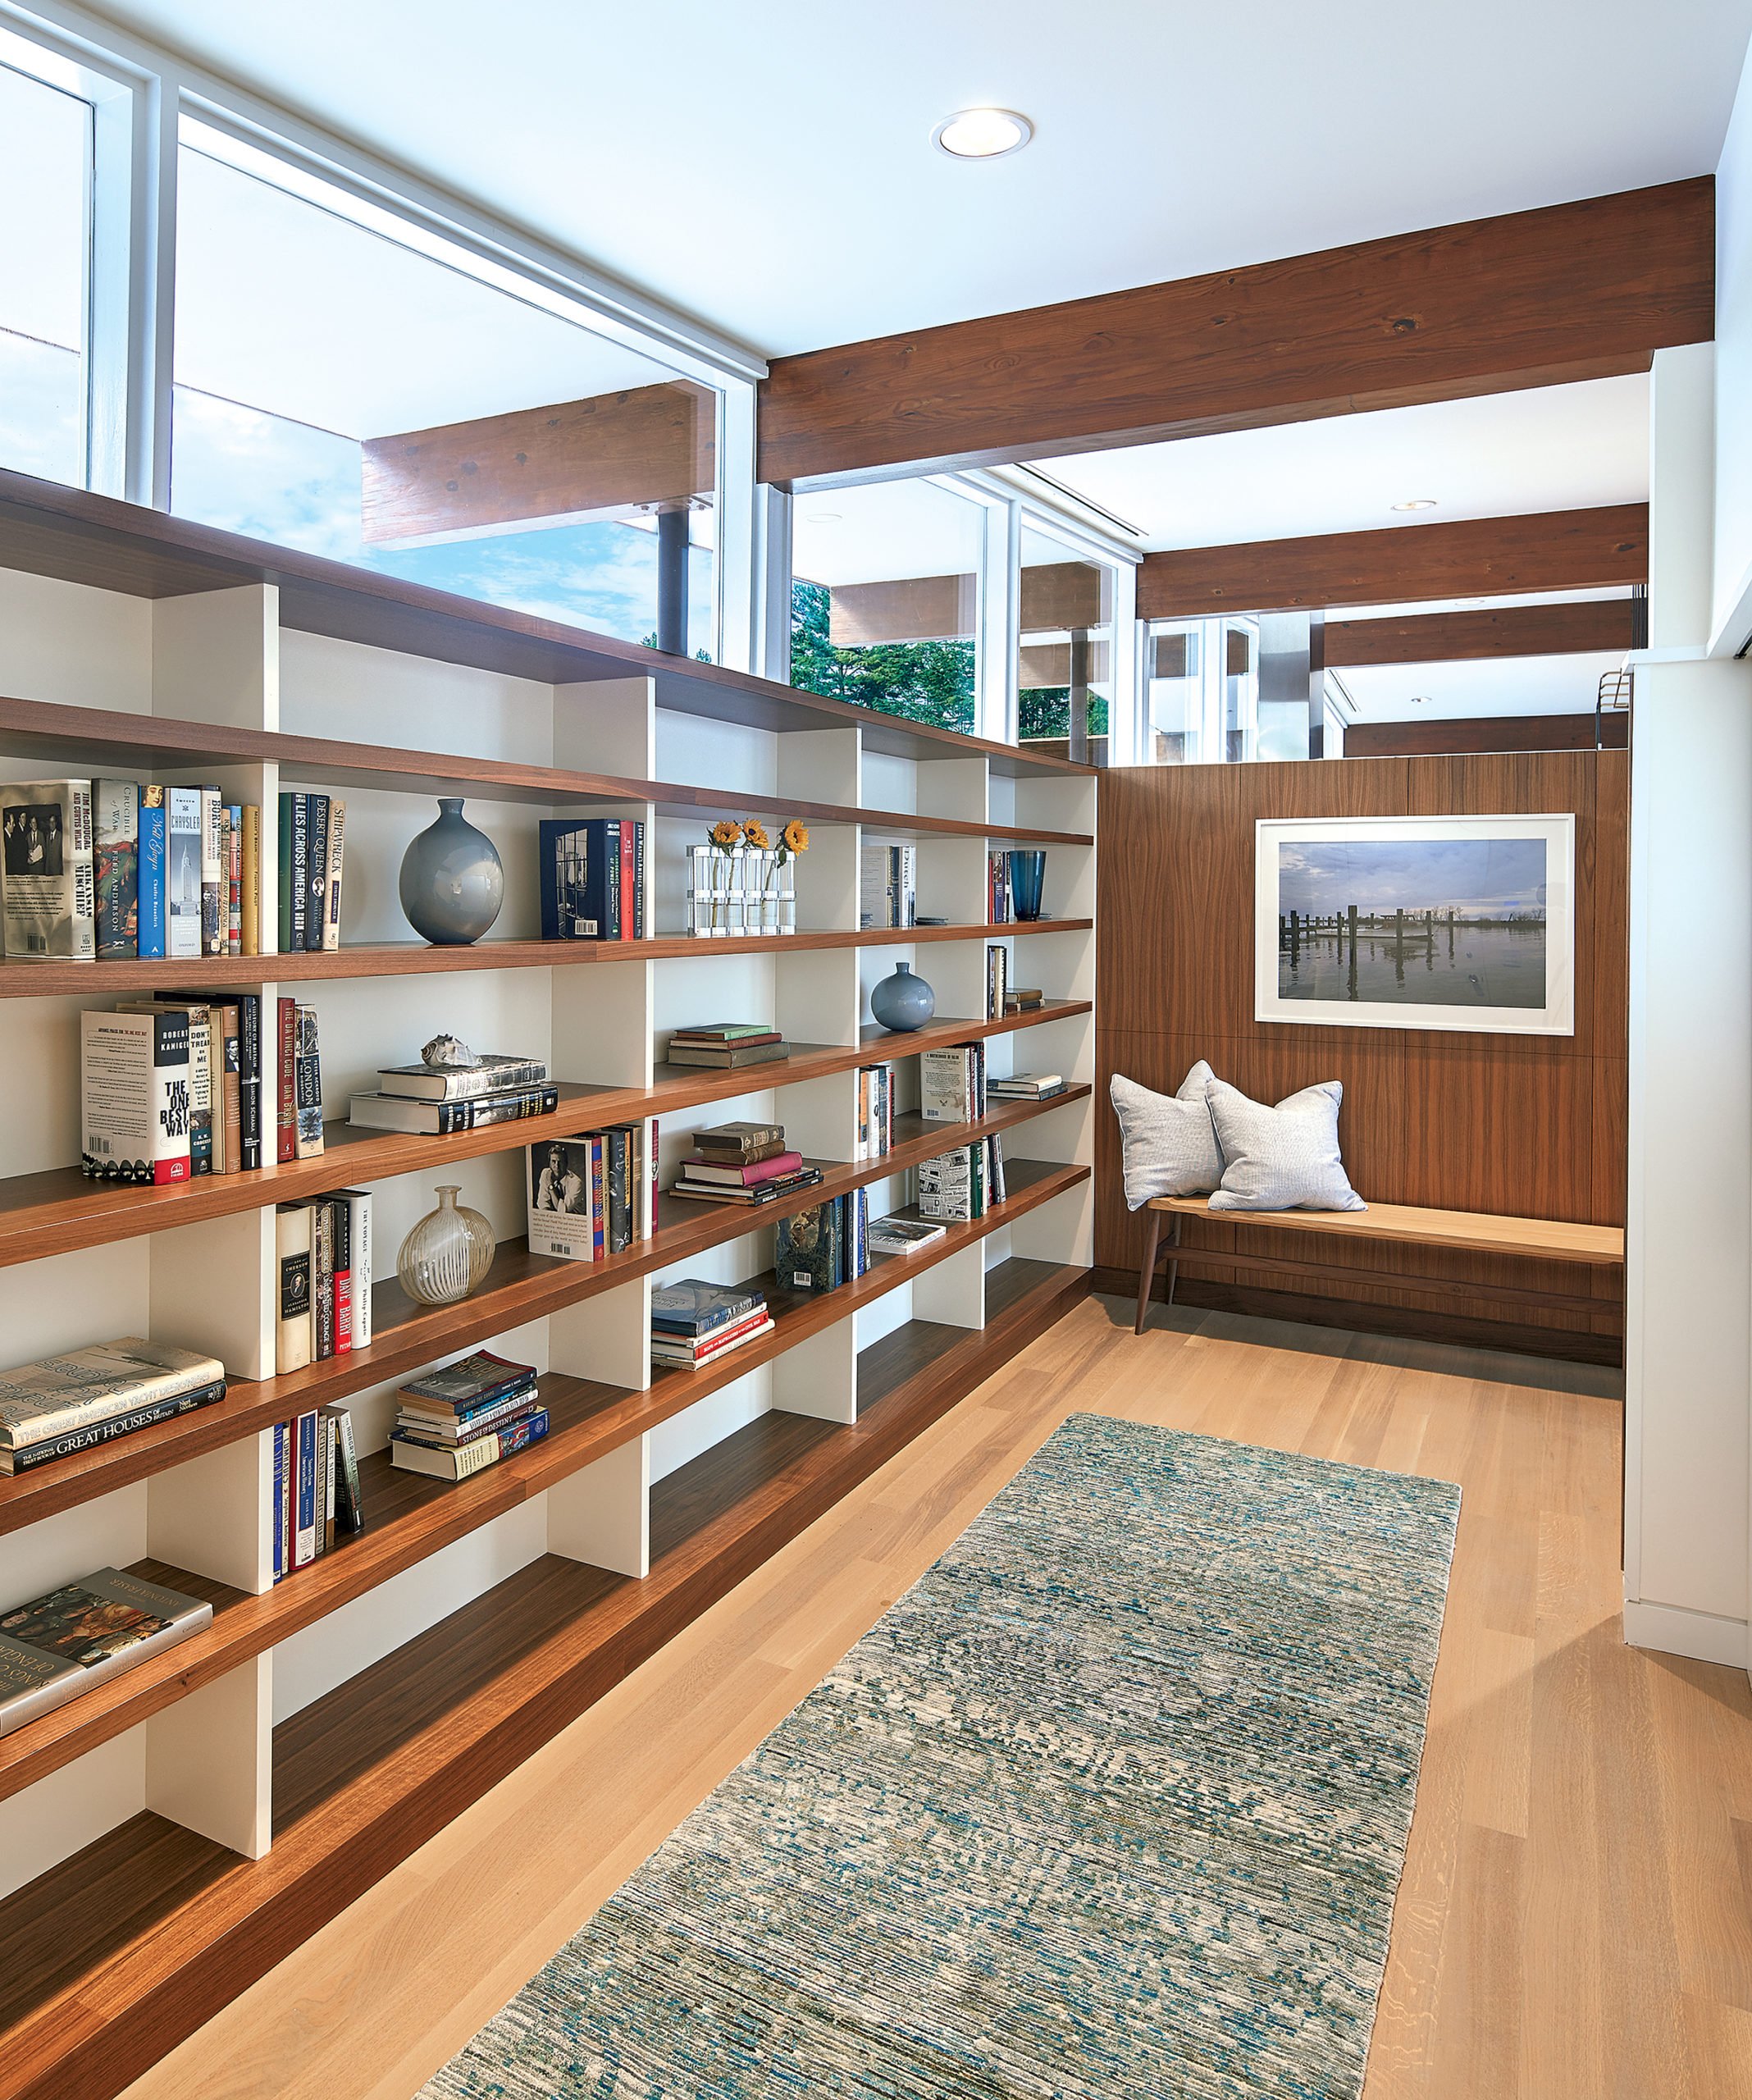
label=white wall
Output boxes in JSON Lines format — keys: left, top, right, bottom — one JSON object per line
{"left": 1716, "top": 29, "right": 1752, "bottom": 652}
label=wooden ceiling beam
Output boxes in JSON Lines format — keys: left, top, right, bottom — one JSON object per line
{"left": 1136, "top": 505, "right": 1648, "bottom": 620}
{"left": 1325, "top": 597, "right": 1639, "bottom": 667}
{"left": 757, "top": 180, "right": 1711, "bottom": 485}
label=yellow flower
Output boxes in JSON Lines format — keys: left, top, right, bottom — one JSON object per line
{"left": 709, "top": 819, "right": 742, "bottom": 849}
{"left": 742, "top": 819, "right": 771, "bottom": 851}
{"left": 782, "top": 820, "right": 810, "bottom": 856}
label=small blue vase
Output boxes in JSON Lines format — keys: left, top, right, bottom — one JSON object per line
{"left": 1007, "top": 849, "right": 1047, "bottom": 922}
{"left": 399, "top": 798, "right": 504, "bottom": 945}
{"left": 870, "top": 960, "right": 935, "bottom": 1033}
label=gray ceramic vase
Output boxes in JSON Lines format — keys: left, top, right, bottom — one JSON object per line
{"left": 399, "top": 797, "right": 504, "bottom": 945}
{"left": 870, "top": 959, "right": 936, "bottom": 1033}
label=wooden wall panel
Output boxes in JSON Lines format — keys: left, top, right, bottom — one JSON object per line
{"left": 1096, "top": 751, "right": 1629, "bottom": 1360}
{"left": 1344, "top": 714, "right": 1628, "bottom": 757}
{"left": 1326, "top": 599, "right": 1638, "bottom": 667}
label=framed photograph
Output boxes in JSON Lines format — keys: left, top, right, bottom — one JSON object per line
{"left": 1254, "top": 813, "right": 1576, "bottom": 1035}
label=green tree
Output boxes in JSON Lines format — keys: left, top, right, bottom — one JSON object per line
{"left": 1019, "top": 687, "right": 1110, "bottom": 742}
{"left": 789, "top": 580, "right": 975, "bottom": 732}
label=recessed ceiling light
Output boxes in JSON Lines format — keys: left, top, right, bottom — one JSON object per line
{"left": 933, "top": 108, "right": 1033, "bottom": 160}
{"left": 1392, "top": 498, "right": 1439, "bottom": 512}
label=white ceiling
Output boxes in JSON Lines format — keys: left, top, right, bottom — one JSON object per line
{"left": 1332, "top": 653, "right": 1623, "bottom": 721}
{"left": 80, "top": 0, "right": 1752, "bottom": 358}
{"left": 1039, "top": 376, "right": 1651, "bottom": 550}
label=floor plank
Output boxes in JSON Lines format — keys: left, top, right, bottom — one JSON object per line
{"left": 118, "top": 1294, "right": 1752, "bottom": 2100}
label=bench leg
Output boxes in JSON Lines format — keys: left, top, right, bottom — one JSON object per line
{"left": 1135, "top": 1210, "right": 1163, "bottom": 1334}
{"left": 1164, "top": 1214, "right": 1184, "bottom": 1308}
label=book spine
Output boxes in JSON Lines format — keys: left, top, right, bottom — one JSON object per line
{"left": 94, "top": 778, "right": 139, "bottom": 960}
{"left": 322, "top": 798, "right": 345, "bottom": 951}
{"left": 276, "top": 793, "right": 294, "bottom": 952}
{"left": 605, "top": 819, "right": 622, "bottom": 938}
{"left": 271, "top": 1422, "right": 287, "bottom": 1582}
{"left": 344, "top": 1190, "right": 372, "bottom": 1346}
{"left": 276, "top": 997, "right": 296, "bottom": 1162}
{"left": 276, "top": 1204, "right": 313, "bottom": 1373}
{"left": 313, "top": 1198, "right": 335, "bottom": 1360}
{"left": 138, "top": 786, "right": 166, "bottom": 960}
{"left": 226, "top": 804, "right": 242, "bottom": 954}
{"left": 328, "top": 1405, "right": 363, "bottom": 1532}
{"left": 304, "top": 794, "right": 328, "bottom": 952}
{"left": 237, "top": 993, "right": 261, "bottom": 1170}
{"left": 217, "top": 1004, "right": 241, "bottom": 1174}
{"left": 650, "top": 1117, "right": 659, "bottom": 1235}
{"left": 7, "top": 1385, "right": 219, "bottom": 1471}
{"left": 326, "top": 1195, "right": 349, "bottom": 1354}
{"left": 294, "top": 1003, "right": 324, "bottom": 1158}
{"left": 289, "top": 793, "right": 308, "bottom": 950}
{"left": 322, "top": 1411, "right": 336, "bottom": 1554}
{"left": 294, "top": 1408, "right": 317, "bottom": 1568}
{"left": 198, "top": 787, "right": 222, "bottom": 955}
{"left": 166, "top": 787, "right": 203, "bottom": 958}
{"left": 633, "top": 819, "right": 646, "bottom": 938}
{"left": 607, "top": 1127, "right": 630, "bottom": 1252}
{"left": 591, "top": 1135, "right": 605, "bottom": 1261}
{"left": 240, "top": 804, "right": 259, "bottom": 956}
{"left": 619, "top": 820, "right": 636, "bottom": 941}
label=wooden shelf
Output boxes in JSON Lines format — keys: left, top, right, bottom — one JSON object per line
{"left": 0, "top": 1157, "right": 1087, "bottom": 1803}
{"left": 0, "top": 472, "right": 1093, "bottom": 777}
{"left": 0, "top": 1256, "right": 1088, "bottom": 2100}
{"left": 0, "top": 1088, "right": 1092, "bottom": 1532}
{"left": 0, "top": 1002, "right": 1091, "bottom": 1268}
{"left": 0, "top": 918, "right": 1092, "bottom": 998}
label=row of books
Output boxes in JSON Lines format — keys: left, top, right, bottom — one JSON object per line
{"left": 276, "top": 793, "right": 346, "bottom": 952}
{"left": 988, "top": 852, "right": 1015, "bottom": 923}
{"left": 921, "top": 1041, "right": 989, "bottom": 1124}
{"left": 270, "top": 1403, "right": 363, "bottom": 1579}
{"left": 984, "top": 947, "right": 1043, "bottom": 1020}
{"left": 665, "top": 1021, "right": 790, "bottom": 1071}
{"left": 527, "top": 1124, "right": 659, "bottom": 1259}
{"left": 856, "top": 1062, "right": 895, "bottom": 1159}
{"left": 390, "top": 1351, "right": 550, "bottom": 1481}
{"left": 275, "top": 1191, "right": 373, "bottom": 1375}
{"left": 80, "top": 992, "right": 269, "bottom": 1185}
{"left": 349, "top": 1051, "right": 558, "bottom": 1134}
{"left": 0, "top": 1338, "right": 226, "bottom": 1478}
{"left": 2, "top": 778, "right": 259, "bottom": 963}
{"left": 668, "top": 1117, "right": 819, "bottom": 1211}
{"left": 540, "top": 816, "right": 647, "bottom": 940}
{"left": 777, "top": 1189, "right": 872, "bottom": 1294}
{"left": 651, "top": 1281, "right": 773, "bottom": 1370}
{"left": 860, "top": 842, "right": 917, "bottom": 931}
{"left": 919, "top": 1135, "right": 1008, "bottom": 1221}
{"left": 0, "top": 1565, "right": 212, "bottom": 1740}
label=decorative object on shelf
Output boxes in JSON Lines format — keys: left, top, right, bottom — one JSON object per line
{"left": 395, "top": 1185, "right": 496, "bottom": 1306}
{"left": 692, "top": 819, "right": 743, "bottom": 937}
{"left": 757, "top": 819, "right": 807, "bottom": 936}
{"left": 422, "top": 1032, "right": 477, "bottom": 1068}
{"left": 399, "top": 797, "right": 504, "bottom": 945}
{"left": 1006, "top": 849, "right": 1047, "bottom": 922}
{"left": 870, "top": 959, "right": 935, "bottom": 1033}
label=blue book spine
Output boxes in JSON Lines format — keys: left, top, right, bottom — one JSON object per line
{"left": 138, "top": 788, "right": 167, "bottom": 959}
{"left": 539, "top": 819, "right": 613, "bottom": 940}
{"left": 296, "top": 1410, "right": 317, "bottom": 1565}
{"left": 271, "top": 1423, "right": 287, "bottom": 1583}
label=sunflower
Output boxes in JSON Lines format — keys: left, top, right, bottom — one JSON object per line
{"left": 742, "top": 819, "right": 771, "bottom": 852}
{"left": 781, "top": 820, "right": 810, "bottom": 857}
{"left": 709, "top": 819, "right": 743, "bottom": 850}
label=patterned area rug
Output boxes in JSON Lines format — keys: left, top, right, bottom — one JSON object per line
{"left": 425, "top": 1415, "right": 1460, "bottom": 2099}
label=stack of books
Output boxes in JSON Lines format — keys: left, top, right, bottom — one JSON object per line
{"left": 276, "top": 792, "right": 346, "bottom": 952}
{"left": 539, "top": 816, "right": 646, "bottom": 940}
{"left": 269, "top": 1403, "right": 363, "bottom": 1578}
{"left": 775, "top": 1191, "right": 870, "bottom": 1295}
{"left": 277, "top": 996, "right": 325, "bottom": 1160}
{"left": 860, "top": 842, "right": 916, "bottom": 930}
{"left": 919, "top": 1135, "right": 1007, "bottom": 1222}
{"left": 527, "top": 1124, "right": 657, "bottom": 1258}
{"left": 0, "top": 1338, "right": 226, "bottom": 1477}
{"left": 81, "top": 990, "right": 267, "bottom": 1185}
{"left": 1006, "top": 986, "right": 1046, "bottom": 1015}
{"left": 868, "top": 1215, "right": 947, "bottom": 1258}
{"left": 274, "top": 1190, "right": 372, "bottom": 1374}
{"left": 349, "top": 1052, "right": 557, "bottom": 1134}
{"left": 920, "top": 1042, "right": 988, "bottom": 1125}
{"left": 669, "top": 1120, "right": 821, "bottom": 1208}
{"left": 0, "top": 1567, "right": 214, "bottom": 1738}
{"left": 650, "top": 1281, "right": 774, "bottom": 1371}
{"left": 988, "top": 1071, "right": 1065, "bottom": 1102}
{"left": 1, "top": 778, "right": 262, "bottom": 963}
{"left": 390, "top": 1351, "right": 549, "bottom": 1481}
{"left": 665, "top": 1023, "right": 789, "bottom": 1071}
{"left": 856, "top": 1063, "right": 894, "bottom": 1159}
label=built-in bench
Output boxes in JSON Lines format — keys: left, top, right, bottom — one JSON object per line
{"left": 1134, "top": 1196, "right": 1626, "bottom": 1335}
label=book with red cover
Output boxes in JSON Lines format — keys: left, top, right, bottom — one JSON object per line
{"left": 276, "top": 996, "right": 297, "bottom": 1162}
{"left": 650, "top": 1309, "right": 774, "bottom": 1363}
{"left": 681, "top": 1148, "right": 805, "bottom": 1186}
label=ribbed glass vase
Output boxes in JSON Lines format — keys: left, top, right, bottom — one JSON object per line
{"left": 395, "top": 1185, "right": 495, "bottom": 1307}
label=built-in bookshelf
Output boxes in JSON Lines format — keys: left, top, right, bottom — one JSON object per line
{"left": 0, "top": 466, "right": 1094, "bottom": 2100}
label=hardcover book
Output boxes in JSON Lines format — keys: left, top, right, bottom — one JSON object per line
{"left": 348, "top": 1083, "right": 559, "bottom": 1134}
{"left": 0, "top": 1381, "right": 224, "bottom": 1476}
{"left": 322, "top": 797, "right": 345, "bottom": 951}
{"left": 665, "top": 1040, "right": 790, "bottom": 1069}
{"left": 80, "top": 1007, "right": 191, "bottom": 1185}
{"left": 303, "top": 794, "right": 329, "bottom": 953}
{"left": 138, "top": 783, "right": 167, "bottom": 961}
{"left": 401, "top": 1350, "right": 539, "bottom": 1410}
{"left": 1, "top": 778, "right": 95, "bottom": 961}
{"left": 166, "top": 787, "right": 203, "bottom": 960}
{"left": 693, "top": 1121, "right": 785, "bottom": 1158}
{"left": 198, "top": 785, "right": 223, "bottom": 956}
{"left": 276, "top": 1204, "right": 313, "bottom": 1374}
{"left": 377, "top": 1055, "right": 548, "bottom": 1101}
{"left": 94, "top": 779, "right": 139, "bottom": 960}
{"left": 528, "top": 1136, "right": 598, "bottom": 1262}
{"left": 0, "top": 1568, "right": 213, "bottom": 1740}
{"left": 650, "top": 1280, "right": 766, "bottom": 1333}
{"left": 775, "top": 1201, "right": 839, "bottom": 1295}
{"left": 0, "top": 1338, "right": 225, "bottom": 1453}
{"left": 335, "top": 1189, "right": 372, "bottom": 1346}
{"left": 294, "top": 1003, "right": 324, "bottom": 1157}
{"left": 390, "top": 1407, "right": 549, "bottom": 1480}
{"left": 540, "top": 816, "right": 618, "bottom": 939}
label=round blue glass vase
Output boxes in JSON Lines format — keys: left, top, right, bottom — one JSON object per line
{"left": 399, "top": 797, "right": 504, "bottom": 945}
{"left": 870, "top": 960, "right": 936, "bottom": 1033}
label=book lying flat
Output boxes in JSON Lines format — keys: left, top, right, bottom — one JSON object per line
{"left": 347, "top": 1084, "right": 559, "bottom": 1133}
{"left": 681, "top": 1150, "right": 804, "bottom": 1186}
{"left": 692, "top": 1121, "right": 785, "bottom": 1159}
{"left": 668, "top": 1024, "right": 780, "bottom": 1043}
{"left": 668, "top": 1169, "right": 824, "bottom": 1208}
{"left": 400, "top": 1350, "right": 538, "bottom": 1412}
{"left": 0, "top": 1339, "right": 226, "bottom": 1452}
{"left": 390, "top": 1408, "right": 549, "bottom": 1480}
{"left": 376, "top": 1055, "right": 548, "bottom": 1101}
{"left": 650, "top": 1281, "right": 768, "bottom": 1335}
{"left": 665, "top": 1042, "right": 791, "bottom": 1069}
{"left": 650, "top": 1317, "right": 775, "bottom": 1367}
{"left": 396, "top": 1381, "right": 541, "bottom": 1444}
{"left": 868, "top": 1217, "right": 948, "bottom": 1254}
{"left": 0, "top": 1568, "right": 212, "bottom": 1739}
{"left": 0, "top": 1379, "right": 226, "bottom": 1476}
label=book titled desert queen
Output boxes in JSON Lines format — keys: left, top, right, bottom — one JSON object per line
{"left": 0, "top": 1338, "right": 226, "bottom": 1454}
{"left": 0, "top": 1567, "right": 212, "bottom": 1739}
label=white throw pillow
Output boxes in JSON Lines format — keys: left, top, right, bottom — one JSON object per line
{"left": 1110, "top": 1062, "right": 1223, "bottom": 1208}
{"left": 1205, "top": 1077, "right": 1366, "bottom": 1213}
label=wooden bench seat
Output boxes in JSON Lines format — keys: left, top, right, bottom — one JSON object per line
{"left": 1134, "top": 1196, "right": 1625, "bottom": 1335}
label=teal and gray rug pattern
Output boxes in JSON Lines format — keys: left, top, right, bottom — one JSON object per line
{"left": 426, "top": 1415, "right": 1460, "bottom": 2099}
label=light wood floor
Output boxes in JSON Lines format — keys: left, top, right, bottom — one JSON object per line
{"left": 123, "top": 1296, "right": 1752, "bottom": 2100}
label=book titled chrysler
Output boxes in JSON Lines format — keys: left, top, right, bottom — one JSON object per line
{"left": 0, "top": 1567, "right": 212, "bottom": 1738}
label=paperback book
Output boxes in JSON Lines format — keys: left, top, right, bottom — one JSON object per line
{"left": 1, "top": 779, "right": 95, "bottom": 961}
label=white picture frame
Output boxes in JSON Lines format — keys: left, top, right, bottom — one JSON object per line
{"left": 1253, "top": 812, "right": 1576, "bottom": 1035}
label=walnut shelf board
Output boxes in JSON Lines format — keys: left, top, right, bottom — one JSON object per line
{"left": 0, "top": 1157, "right": 1088, "bottom": 1800}
{"left": 0, "top": 921, "right": 1092, "bottom": 997}
{"left": 0, "top": 1086, "right": 1091, "bottom": 1532}
{"left": 0, "top": 1001, "right": 1091, "bottom": 1267}
{"left": 0, "top": 472, "right": 1093, "bottom": 777}
{"left": 0, "top": 1258, "right": 1091, "bottom": 2100}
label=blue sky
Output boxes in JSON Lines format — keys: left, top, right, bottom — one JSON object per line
{"left": 1278, "top": 837, "right": 1548, "bottom": 915}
